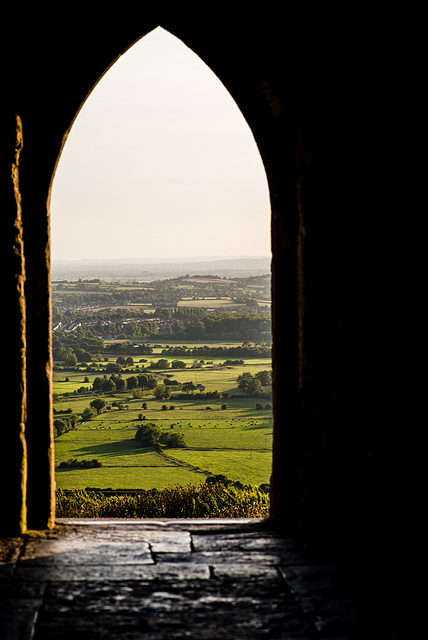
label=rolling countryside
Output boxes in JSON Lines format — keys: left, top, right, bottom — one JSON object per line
{"left": 52, "top": 271, "right": 273, "bottom": 495}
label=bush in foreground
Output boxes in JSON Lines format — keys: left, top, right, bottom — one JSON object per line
{"left": 56, "top": 483, "right": 269, "bottom": 519}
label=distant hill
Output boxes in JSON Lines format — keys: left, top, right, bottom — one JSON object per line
{"left": 51, "top": 256, "right": 271, "bottom": 281}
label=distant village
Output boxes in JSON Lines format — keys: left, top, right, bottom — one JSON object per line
{"left": 51, "top": 273, "right": 271, "bottom": 344}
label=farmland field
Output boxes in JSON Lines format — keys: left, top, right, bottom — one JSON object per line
{"left": 54, "top": 416, "right": 273, "bottom": 490}
{"left": 53, "top": 335, "right": 273, "bottom": 492}
{"left": 177, "top": 298, "right": 246, "bottom": 310}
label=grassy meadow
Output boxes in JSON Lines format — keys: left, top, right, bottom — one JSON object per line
{"left": 54, "top": 344, "right": 273, "bottom": 492}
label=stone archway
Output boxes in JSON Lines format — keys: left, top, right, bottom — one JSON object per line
{"left": 1, "top": 14, "right": 410, "bottom": 637}
{"left": 3, "top": 18, "right": 302, "bottom": 535}
{"left": 1, "top": 11, "right": 385, "bottom": 551}
{"left": 0, "top": 14, "right": 315, "bottom": 534}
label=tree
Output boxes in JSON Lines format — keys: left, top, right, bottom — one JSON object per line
{"left": 150, "top": 358, "right": 170, "bottom": 369}
{"left": 182, "top": 381, "right": 196, "bottom": 393}
{"left": 64, "top": 353, "right": 77, "bottom": 367}
{"left": 135, "top": 422, "right": 187, "bottom": 448}
{"left": 75, "top": 348, "right": 92, "bottom": 362}
{"left": 138, "top": 374, "right": 157, "bottom": 390}
{"left": 106, "top": 362, "right": 121, "bottom": 373}
{"left": 171, "top": 360, "right": 186, "bottom": 369}
{"left": 246, "top": 378, "right": 263, "bottom": 396}
{"left": 90, "top": 398, "right": 106, "bottom": 414}
{"left": 237, "top": 372, "right": 263, "bottom": 396}
{"left": 164, "top": 379, "right": 180, "bottom": 387}
{"left": 126, "top": 375, "right": 138, "bottom": 390}
{"left": 114, "top": 377, "right": 126, "bottom": 392}
{"left": 135, "top": 423, "right": 162, "bottom": 447}
{"left": 172, "top": 320, "right": 185, "bottom": 334}
{"left": 154, "top": 384, "right": 170, "bottom": 400}
{"left": 237, "top": 372, "right": 252, "bottom": 390}
{"left": 82, "top": 407, "right": 96, "bottom": 421}
{"left": 255, "top": 370, "right": 272, "bottom": 386}
{"left": 159, "top": 432, "right": 187, "bottom": 448}
{"left": 101, "top": 378, "right": 116, "bottom": 392}
{"left": 54, "top": 419, "right": 67, "bottom": 436}
{"left": 68, "top": 414, "right": 79, "bottom": 427}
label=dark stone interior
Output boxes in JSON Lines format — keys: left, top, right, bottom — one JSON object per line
{"left": 1, "top": 9, "right": 412, "bottom": 638}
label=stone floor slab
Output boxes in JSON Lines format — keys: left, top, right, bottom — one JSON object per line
{"left": 22, "top": 540, "right": 153, "bottom": 566}
{"left": 16, "top": 562, "right": 211, "bottom": 582}
{"left": 33, "top": 578, "right": 313, "bottom": 640}
{"left": 153, "top": 550, "right": 283, "bottom": 564}
{"left": 211, "top": 563, "right": 281, "bottom": 579}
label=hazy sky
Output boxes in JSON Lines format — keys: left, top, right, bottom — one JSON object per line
{"left": 50, "top": 27, "right": 271, "bottom": 262}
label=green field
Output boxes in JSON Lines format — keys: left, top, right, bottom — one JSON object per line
{"left": 55, "top": 417, "right": 273, "bottom": 490}
{"left": 53, "top": 359, "right": 271, "bottom": 392}
{"left": 177, "top": 298, "right": 246, "bottom": 310}
{"left": 54, "top": 342, "right": 273, "bottom": 491}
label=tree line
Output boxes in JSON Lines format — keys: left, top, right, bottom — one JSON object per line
{"left": 91, "top": 372, "right": 158, "bottom": 394}
{"left": 161, "top": 344, "right": 270, "bottom": 358}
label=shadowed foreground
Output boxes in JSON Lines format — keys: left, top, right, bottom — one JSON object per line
{"left": 0, "top": 519, "right": 387, "bottom": 639}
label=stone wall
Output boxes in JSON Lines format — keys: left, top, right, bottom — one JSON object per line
{"left": 0, "top": 10, "right": 403, "bottom": 577}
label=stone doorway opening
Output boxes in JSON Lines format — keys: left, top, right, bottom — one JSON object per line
{"left": 49, "top": 27, "right": 274, "bottom": 513}
{"left": 2, "top": 15, "right": 299, "bottom": 537}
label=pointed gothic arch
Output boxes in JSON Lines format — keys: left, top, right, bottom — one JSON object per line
{"left": 1, "top": 14, "right": 393, "bottom": 572}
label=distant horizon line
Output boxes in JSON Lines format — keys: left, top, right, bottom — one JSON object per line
{"left": 51, "top": 255, "right": 271, "bottom": 264}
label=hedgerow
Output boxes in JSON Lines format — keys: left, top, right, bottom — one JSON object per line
{"left": 56, "top": 482, "right": 269, "bottom": 519}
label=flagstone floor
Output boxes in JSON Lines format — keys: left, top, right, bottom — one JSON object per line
{"left": 1, "top": 518, "right": 390, "bottom": 639}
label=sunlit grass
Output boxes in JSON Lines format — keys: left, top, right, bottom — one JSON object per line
{"left": 55, "top": 465, "right": 205, "bottom": 491}
{"left": 53, "top": 339, "right": 273, "bottom": 491}
{"left": 168, "top": 449, "right": 272, "bottom": 486}
{"left": 55, "top": 417, "right": 272, "bottom": 490}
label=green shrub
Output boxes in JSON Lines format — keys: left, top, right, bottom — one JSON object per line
{"left": 58, "top": 459, "right": 102, "bottom": 469}
{"left": 159, "top": 432, "right": 187, "bottom": 448}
